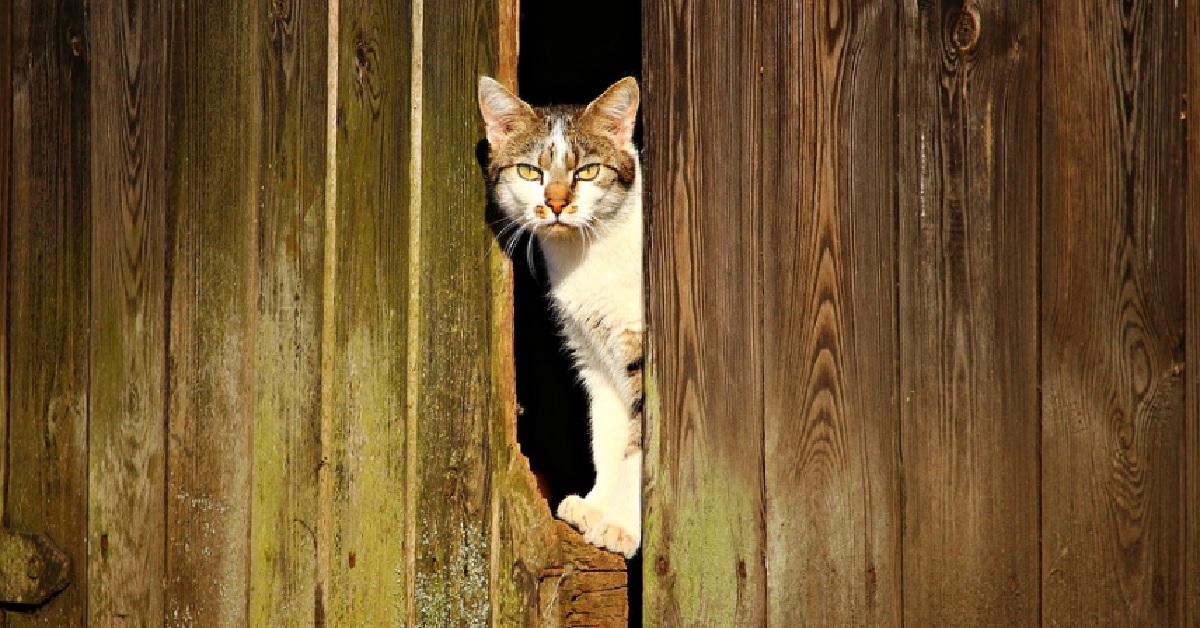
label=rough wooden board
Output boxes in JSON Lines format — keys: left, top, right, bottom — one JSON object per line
{"left": 642, "top": 1, "right": 767, "bottom": 624}
{"left": 324, "top": 0, "right": 412, "bottom": 623}
{"left": 6, "top": 0, "right": 91, "bottom": 624}
{"left": 248, "top": 1, "right": 328, "bottom": 625}
{"left": 86, "top": 0, "right": 169, "bottom": 622}
{"left": 897, "top": 3, "right": 1040, "bottom": 625}
{"left": 411, "top": 1, "right": 500, "bottom": 624}
{"left": 760, "top": 2, "right": 901, "bottom": 624}
{"left": 0, "top": 9, "right": 10, "bottom": 624}
{"left": 1041, "top": 1, "right": 1189, "bottom": 625}
{"left": 1185, "top": 1, "right": 1200, "bottom": 622}
{"left": 484, "top": 10, "right": 547, "bottom": 625}
{"left": 165, "top": 1, "right": 261, "bottom": 624}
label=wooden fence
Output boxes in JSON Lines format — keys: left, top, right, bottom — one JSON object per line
{"left": 2, "top": 0, "right": 622, "bottom": 626}
{"left": 2, "top": 0, "right": 1198, "bottom": 627}
{"left": 642, "top": 1, "right": 1199, "bottom": 626}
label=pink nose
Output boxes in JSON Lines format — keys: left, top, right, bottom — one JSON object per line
{"left": 546, "top": 199, "right": 567, "bottom": 215}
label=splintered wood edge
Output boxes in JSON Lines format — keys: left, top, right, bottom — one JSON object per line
{"left": 539, "top": 521, "right": 628, "bottom": 626}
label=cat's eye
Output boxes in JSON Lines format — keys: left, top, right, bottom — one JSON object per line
{"left": 515, "top": 164, "right": 542, "bottom": 181}
{"left": 574, "top": 164, "right": 602, "bottom": 181}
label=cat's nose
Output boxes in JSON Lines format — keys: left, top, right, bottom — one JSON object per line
{"left": 545, "top": 198, "right": 568, "bottom": 215}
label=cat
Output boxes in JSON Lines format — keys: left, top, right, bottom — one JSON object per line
{"left": 478, "top": 76, "right": 644, "bottom": 558}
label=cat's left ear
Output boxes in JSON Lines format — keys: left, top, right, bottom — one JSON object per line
{"left": 581, "top": 77, "right": 639, "bottom": 150}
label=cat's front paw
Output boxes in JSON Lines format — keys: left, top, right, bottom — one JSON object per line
{"left": 557, "top": 495, "right": 603, "bottom": 532}
{"left": 585, "top": 520, "right": 640, "bottom": 559}
{"left": 557, "top": 494, "right": 641, "bottom": 559}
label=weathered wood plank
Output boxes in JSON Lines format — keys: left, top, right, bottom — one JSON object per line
{"left": 248, "top": 1, "right": 327, "bottom": 624}
{"left": 411, "top": 1, "right": 499, "bottom": 624}
{"left": 87, "top": 0, "right": 169, "bottom": 623}
{"left": 1185, "top": 1, "right": 1200, "bottom": 622}
{"left": 165, "top": 2, "right": 261, "bottom": 624}
{"left": 0, "top": 10, "right": 11, "bottom": 624}
{"left": 642, "top": 1, "right": 767, "bottom": 624}
{"left": 324, "top": 1, "right": 411, "bottom": 623}
{"left": 759, "top": 2, "right": 901, "bottom": 625}
{"left": 1041, "top": 1, "right": 1189, "bottom": 625}
{"left": 484, "top": 10, "right": 556, "bottom": 625}
{"left": 897, "top": 3, "right": 1040, "bottom": 625}
{"left": 6, "top": 1, "right": 90, "bottom": 624}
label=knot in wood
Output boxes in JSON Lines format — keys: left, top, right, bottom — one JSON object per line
{"left": 27, "top": 555, "right": 42, "bottom": 580}
{"left": 67, "top": 27, "right": 85, "bottom": 58}
{"left": 950, "top": 7, "right": 980, "bottom": 53}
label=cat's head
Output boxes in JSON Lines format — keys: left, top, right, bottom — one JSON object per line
{"left": 478, "top": 77, "right": 640, "bottom": 240}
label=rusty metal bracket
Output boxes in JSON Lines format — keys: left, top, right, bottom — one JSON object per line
{"left": 0, "top": 530, "right": 70, "bottom": 606}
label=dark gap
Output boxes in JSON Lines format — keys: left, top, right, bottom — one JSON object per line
{"left": 517, "top": 1, "right": 642, "bottom": 624}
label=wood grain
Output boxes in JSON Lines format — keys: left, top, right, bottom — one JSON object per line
{"left": 0, "top": 12, "right": 10, "bottom": 624}
{"left": 760, "top": 2, "right": 901, "bottom": 625}
{"left": 324, "top": 1, "right": 412, "bottom": 623}
{"left": 248, "top": 1, "right": 328, "bottom": 624}
{"left": 411, "top": 0, "right": 500, "bottom": 625}
{"left": 165, "top": 1, "right": 261, "bottom": 624}
{"left": 87, "top": 0, "right": 168, "bottom": 622}
{"left": 1185, "top": 1, "right": 1199, "bottom": 622}
{"left": 6, "top": 1, "right": 91, "bottom": 625}
{"left": 642, "top": 1, "right": 767, "bottom": 624}
{"left": 898, "top": 3, "right": 1041, "bottom": 625}
{"left": 1041, "top": 1, "right": 1189, "bottom": 625}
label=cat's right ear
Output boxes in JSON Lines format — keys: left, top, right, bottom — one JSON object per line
{"left": 478, "top": 77, "right": 534, "bottom": 151}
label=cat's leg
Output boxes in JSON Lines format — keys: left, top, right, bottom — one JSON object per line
{"left": 556, "top": 367, "right": 640, "bottom": 556}
{"left": 587, "top": 329, "right": 645, "bottom": 558}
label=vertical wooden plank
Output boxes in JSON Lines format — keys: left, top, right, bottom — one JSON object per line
{"left": 760, "top": 1, "right": 901, "bottom": 625}
{"left": 324, "top": 0, "right": 411, "bottom": 623}
{"left": 87, "top": 0, "right": 168, "bottom": 623}
{"left": 249, "top": 1, "right": 327, "bottom": 624}
{"left": 485, "top": 5, "right": 552, "bottom": 624}
{"left": 642, "top": 0, "right": 766, "bottom": 624}
{"left": 1185, "top": 0, "right": 1200, "bottom": 622}
{"left": 165, "top": 1, "right": 260, "bottom": 624}
{"left": 412, "top": 0, "right": 498, "bottom": 624}
{"left": 0, "top": 7, "right": 10, "bottom": 608}
{"left": 897, "top": 2, "right": 1041, "bottom": 625}
{"left": 1042, "top": 1, "right": 1189, "bottom": 625}
{"left": 6, "top": 1, "right": 90, "bottom": 625}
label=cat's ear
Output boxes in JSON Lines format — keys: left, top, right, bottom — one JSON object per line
{"left": 478, "top": 76, "right": 535, "bottom": 150}
{"left": 581, "top": 77, "right": 639, "bottom": 150}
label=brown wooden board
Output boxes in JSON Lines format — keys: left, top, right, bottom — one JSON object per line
{"left": 248, "top": 1, "right": 328, "bottom": 624}
{"left": 86, "top": 0, "right": 169, "bottom": 622}
{"left": 6, "top": 0, "right": 91, "bottom": 624}
{"left": 0, "top": 8, "right": 10, "bottom": 625}
{"left": 642, "top": 1, "right": 767, "bottom": 624}
{"left": 165, "top": 1, "right": 261, "bottom": 624}
{"left": 323, "top": 0, "right": 412, "bottom": 623}
{"left": 898, "top": 3, "right": 1041, "bottom": 625}
{"left": 760, "top": 2, "right": 902, "bottom": 624}
{"left": 411, "top": 0, "right": 500, "bottom": 624}
{"left": 1185, "top": 0, "right": 1200, "bottom": 622}
{"left": 1041, "top": 1, "right": 1189, "bottom": 625}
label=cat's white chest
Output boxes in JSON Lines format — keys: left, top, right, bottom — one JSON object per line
{"left": 542, "top": 213, "right": 643, "bottom": 329}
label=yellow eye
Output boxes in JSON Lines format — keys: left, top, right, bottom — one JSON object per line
{"left": 575, "top": 164, "right": 602, "bottom": 181}
{"left": 515, "top": 164, "right": 542, "bottom": 181}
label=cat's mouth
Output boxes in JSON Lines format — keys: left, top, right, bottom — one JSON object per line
{"left": 543, "top": 223, "right": 575, "bottom": 237}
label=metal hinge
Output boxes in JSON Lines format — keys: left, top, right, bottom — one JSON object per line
{"left": 0, "top": 530, "right": 70, "bottom": 606}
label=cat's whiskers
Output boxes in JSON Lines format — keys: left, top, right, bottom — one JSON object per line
{"left": 494, "top": 219, "right": 523, "bottom": 247}
{"left": 502, "top": 221, "right": 529, "bottom": 260}
{"left": 524, "top": 228, "right": 540, "bottom": 280}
